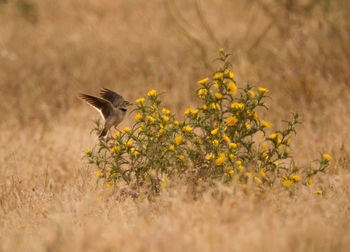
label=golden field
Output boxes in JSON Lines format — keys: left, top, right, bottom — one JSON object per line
{"left": 0, "top": 0, "right": 349, "bottom": 251}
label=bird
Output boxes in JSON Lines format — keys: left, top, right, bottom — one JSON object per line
{"left": 79, "top": 88, "right": 132, "bottom": 138}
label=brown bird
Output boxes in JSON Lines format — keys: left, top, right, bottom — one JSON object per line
{"left": 80, "top": 88, "right": 132, "bottom": 138}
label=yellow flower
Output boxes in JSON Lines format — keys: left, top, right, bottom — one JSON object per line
{"left": 213, "top": 81, "right": 220, "bottom": 88}
{"left": 308, "top": 177, "right": 313, "bottom": 186}
{"left": 110, "top": 173, "right": 117, "bottom": 178}
{"left": 96, "top": 171, "right": 101, "bottom": 177}
{"left": 224, "top": 69, "right": 234, "bottom": 79}
{"left": 122, "top": 126, "right": 130, "bottom": 133}
{"left": 214, "top": 72, "right": 224, "bottom": 80}
{"left": 110, "top": 146, "right": 121, "bottom": 153}
{"left": 229, "top": 143, "right": 237, "bottom": 148}
{"left": 179, "top": 155, "right": 185, "bottom": 160}
{"left": 206, "top": 154, "right": 215, "bottom": 160}
{"left": 216, "top": 154, "right": 226, "bottom": 166}
{"left": 175, "top": 135, "right": 183, "bottom": 145}
{"left": 159, "top": 129, "right": 165, "bottom": 134}
{"left": 273, "top": 161, "right": 279, "bottom": 166}
{"left": 258, "top": 87, "right": 269, "bottom": 93}
{"left": 135, "top": 113, "right": 142, "bottom": 121}
{"left": 147, "top": 89, "right": 157, "bottom": 97}
{"left": 182, "top": 126, "right": 193, "bottom": 133}
{"left": 268, "top": 133, "right": 278, "bottom": 139}
{"left": 231, "top": 102, "right": 244, "bottom": 110}
{"left": 228, "top": 81, "right": 237, "bottom": 94}
{"left": 138, "top": 126, "right": 143, "bottom": 132}
{"left": 162, "top": 108, "right": 171, "bottom": 114}
{"left": 107, "top": 182, "right": 112, "bottom": 187}
{"left": 185, "top": 108, "right": 192, "bottom": 115}
{"left": 314, "top": 190, "right": 323, "bottom": 195}
{"left": 259, "top": 170, "right": 266, "bottom": 177}
{"left": 162, "top": 116, "right": 169, "bottom": 122}
{"left": 136, "top": 97, "right": 145, "bottom": 103}
{"left": 248, "top": 90, "right": 255, "bottom": 98}
{"left": 125, "top": 141, "right": 132, "bottom": 147}
{"left": 289, "top": 174, "right": 300, "bottom": 182}
{"left": 211, "top": 128, "right": 218, "bottom": 135}
{"left": 261, "top": 120, "right": 272, "bottom": 128}
{"left": 85, "top": 148, "right": 91, "bottom": 154}
{"left": 283, "top": 179, "right": 293, "bottom": 187}
{"left": 254, "top": 176, "right": 262, "bottom": 184}
{"left": 219, "top": 48, "right": 224, "bottom": 52}
{"left": 147, "top": 116, "right": 156, "bottom": 122}
{"left": 174, "top": 120, "right": 179, "bottom": 125}
{"left": 212, "top": 139, "right": 219, "bottom": 145}
{"left": 192, "top": 109, "right": 199, "bottom": 115}
{"left": 169, "top": 145, "right": 175, "bottom": 151}
{"left": 229, "top": 154, "right": 235, "bottom": 160}
{"left": 197, "top": 77, "right": 209, "bottom": 85}
{"left": 198, "top": 88, "right": 208, "bottom": 96}
{"left": 322, "top": 153, "right": 331, "bottom": 161}
{"left": 253, "top": 111, "right": 258, "bottom": 121}
{"left": 215, "top": 93, "right": 223, "bottom": 99}
{"left": 226, "top": 116, "right": 238, "bottom": 126}
{"left": 202, "top": 104, "right": 207, "bottom": 110}
{"left": 197, "top": 178, "right": 202, "bottom": 183}
{"left": 245, "top": 123, "right": 250, "bottom": 129}
{"left": 113, "top": 132, "right": 120, "bottom": 139}
{"left": 222, "top": 134, "right": 230, "bottom": 142}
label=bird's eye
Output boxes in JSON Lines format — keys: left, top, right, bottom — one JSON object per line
{"left": 120, "top": 107, "right": 127, "bottom": 111}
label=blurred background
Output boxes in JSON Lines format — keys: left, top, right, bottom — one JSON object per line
{"left": 1, "top": 0, "right": 349, "bottom": 176}
{"left": 1, "top": 1, "right": 350, "bottom": 250}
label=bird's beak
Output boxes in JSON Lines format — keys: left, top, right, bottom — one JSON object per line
{"left": 127, "top": 101, "right": 133, "bottom": 106}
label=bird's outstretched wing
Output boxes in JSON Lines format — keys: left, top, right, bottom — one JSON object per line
{"left": 79, "top": 93, "right": 113, "bottom": 120}
{"left": 99, "top": 88, "right": 125, "bottom": 107}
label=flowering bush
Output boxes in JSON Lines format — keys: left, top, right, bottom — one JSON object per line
{"left": 85, "top": 49, "right": 330, "bottom": 198}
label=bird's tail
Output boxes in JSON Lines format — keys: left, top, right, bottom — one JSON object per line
{"left": 99, "top": 127, "right": 108, "bottom": 138}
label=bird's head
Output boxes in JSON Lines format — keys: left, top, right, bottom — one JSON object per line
{"left": 119, "top": 100, "right": 133, "bottom": 112}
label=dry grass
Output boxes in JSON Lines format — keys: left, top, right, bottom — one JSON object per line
{"left": 1, "top": 0, "right": 349, "bottom": 251}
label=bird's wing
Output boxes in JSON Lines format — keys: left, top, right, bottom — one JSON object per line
{"left": 99, "top": 88, "right": 125, "bottom": 107}
{"left": 79, "top": 93, "right": 113, "bottom": 120}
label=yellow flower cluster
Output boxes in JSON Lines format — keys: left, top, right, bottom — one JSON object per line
{"left": 214, "top": 153, "right": 226, "bottom": 166}
{"left": 231, "top": 102, "right": 244, "bottom": 110}
{"left": 147, "top": 89, "right": 157, "bottom": 97}
{"left": 175, "top": 135, "right": 183, "bottom": 145}
{"left": 322, "top": 153, "right": 331, "bottom": 161}
{"left": 198, "top": 77, "right": 209, "bottom": 85}
{"left": 228, "top": 81, "right": 237, "bottom": 94}
{"left": 198, "top": 88, "right": 208, "bottom": 97}
{"left": 215, "top": 93, "right": 223, "bottom": 99}
{"left": 213, "top": 72, "right": 224, "bottom": 80}
{"left": 258, "top": 87, "right": 269, "bottom": 93}
{"left": 211, "top": 128, "right": 218, "bottom": 135}
{"left": 136, "top": 97, "right": 145, "bottom": 103}
{"left": 261, "top": 120, "right": 272, "bottom": 128}
{"left": 110, "top": 146, "right": 121, "bottom": 153}
{"left": 226, "top": 116, "right": 238, "bottom": 126}
{"left": 182, "top": 126, "right": 193, "bottom": 133}
{"left": 224, "top": 69, "right": 234, "bottom": 79}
